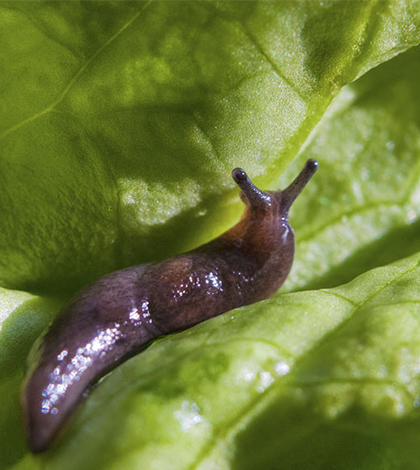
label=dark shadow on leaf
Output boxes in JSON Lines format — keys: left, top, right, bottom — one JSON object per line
{"left": 300, "top": 219, "right": 420, "bottom": 292}
{"left": 230, "top": 389, "right": 420, "bottom": 470}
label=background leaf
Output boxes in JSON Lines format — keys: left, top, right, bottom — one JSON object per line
{"left": 284, "top": 45, "right": 420, "bottom": 292}
{"left": 1, "top": 0, "right": 419, "bottom": 293}
{"left": 1, "top": 1, "right": 420, "bottom": 469}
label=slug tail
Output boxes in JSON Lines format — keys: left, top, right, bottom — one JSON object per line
{"left": 22, "top": 374, "right": 66, "bottom": 454}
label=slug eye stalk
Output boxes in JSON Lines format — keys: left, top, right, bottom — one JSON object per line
{"left": 232, "top": 159, "right": 318, "bottom": 214}
{"left": 280, "top": 159, "right": 318, "bottom": 212}
{"left": 231, "top": 167, "right": 272, "bottom": 210}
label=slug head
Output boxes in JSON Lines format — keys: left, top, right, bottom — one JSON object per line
{"left": 232, "top": 159, "right": 318, "bottom": 219}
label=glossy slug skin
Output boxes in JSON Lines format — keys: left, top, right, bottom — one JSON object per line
{"left": 21, "top": 159, "right": 318, "bottom": 453}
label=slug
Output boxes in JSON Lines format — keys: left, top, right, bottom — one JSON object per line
{"left": 21, "top": 159, "right": 318, "bottom": 453}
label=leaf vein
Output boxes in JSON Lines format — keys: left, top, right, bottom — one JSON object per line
{"left": 0, "top": 0, "right": 154, "bottom": 142}
{"left": 188, "top": 262, "right": 419, "bottom": 468}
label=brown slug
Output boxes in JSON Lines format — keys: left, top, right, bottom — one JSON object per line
{"left": 21, "top": 159, "right": 318, "bottom": 454}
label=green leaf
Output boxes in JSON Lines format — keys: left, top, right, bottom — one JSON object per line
{"left": 14, "top": 253, "right": 420, "bottom": 470}
{"left": 1, "top": 0, "right": 419, "bottom": 293}
{"left": 0, "top": 290, "right": 62, "bottom": 469}
{"left": 284, "top": 44, "right": 420, "bottom": 292}
{"left": 2, "top": 1, "right": 420, "bottom": 469}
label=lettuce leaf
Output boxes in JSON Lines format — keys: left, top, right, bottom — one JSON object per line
{"left": 285, "top": 45, "right": 420, "bottom": 292}
{"left": 1, "top": 1, "right": 420, "bottom": 469}
{"left": 1, "top": 0, "right": 419, "bottom": 293}
{"left": 10, "top": 253, "right": 420, "bottom": 470}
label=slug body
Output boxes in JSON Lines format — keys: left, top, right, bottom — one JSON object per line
{"left": 22, "top": 160, "right": 318, "bottom": 453}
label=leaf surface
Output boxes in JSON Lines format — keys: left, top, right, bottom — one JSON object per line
{"left": 14, "top": 254, "right": 420, "bottom": 470}
{"left": 1, "top": 0, "right": 419, "bottom": 292}
{"left": 1, "top": 1, "right": 420, "bottom": 469}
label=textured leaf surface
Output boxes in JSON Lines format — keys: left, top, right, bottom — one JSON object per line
{"left": 284, "top": 45, "right": 420, "bottom": 292}
{"left": 14, "top": 254, "right": 420, "bottom": 470}
{"left": 1, "top": 0, "right": 419, "bottom": 293}
{"left": 1, "top": 1, "right": 420, "bottom": 469}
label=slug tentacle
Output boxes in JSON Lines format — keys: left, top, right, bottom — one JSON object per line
{"left": 280, "top": 159, "right": 319, "bottom": 214}
{"left": 231, "top": 167, "right": 272, "bottom": 211}
{"left": 22, "top": 160, "right": 318, "bottom": 453}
